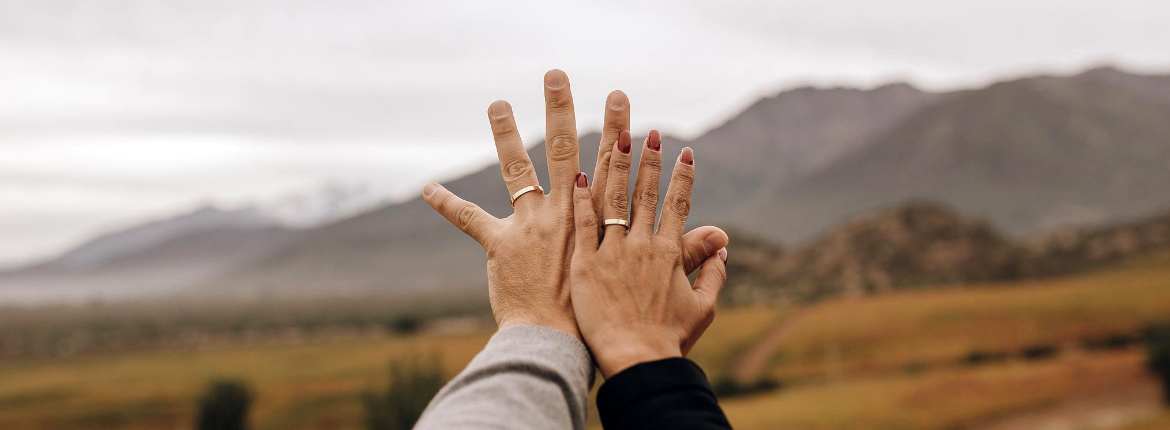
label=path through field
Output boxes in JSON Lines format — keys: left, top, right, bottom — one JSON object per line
{"left": 971, "top": 379, "right": 1164, "bottom": 430}
{"left": 731, "top": 310, "right": 809, "bottom": 384}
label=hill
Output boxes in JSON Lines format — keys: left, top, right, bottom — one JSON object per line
{"left": 7, "top": 66, "right": 1170, "bottom": 301}
{"left": 732, "top": 67, "right": 1170, "bottom": 243}
{"left": 726, "top": 203, "right": 1170, "bottom": 302}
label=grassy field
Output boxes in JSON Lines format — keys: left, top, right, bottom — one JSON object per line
{"left": 0, "top": 307, "right": 780, "bottom": 430}
{"left": 723, "top": 351, "right": 1153, "bottom": 430}
{"left": 1, "top": 259, "right": 1168, "bottom": 429}
{"left": 757, "top": 258, "right": 1170, "bottom": 382}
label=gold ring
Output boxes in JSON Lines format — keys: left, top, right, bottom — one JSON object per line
{"left": 603, "top": 219, "right": 631, "bottom": 231}
{"left": 510, "top": 185, "right": 544, "bottom": 207}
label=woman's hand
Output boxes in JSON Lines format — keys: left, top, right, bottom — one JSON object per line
{"left": 569, "top": 131, "right": 729, "bottom": 378}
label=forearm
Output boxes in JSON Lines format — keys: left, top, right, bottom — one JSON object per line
{"left": 415, "top": 326, "right": 594, "bottom": 430}
{"left": 597, "top": 357, "right": 731, "bottom": 430}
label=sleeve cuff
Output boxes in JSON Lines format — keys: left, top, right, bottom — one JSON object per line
{"left": 597, "top": 357, "right": 716, "bottom": 426}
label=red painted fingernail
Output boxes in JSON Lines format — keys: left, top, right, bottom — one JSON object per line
{"left": 718, "top": 247, "right": 728, "bottom": 263}
{"left": 647, "top": 130, "right": 661, "bottom": 151}
{"left": 576, "top": 172, "right": 588, "bottom": 188}
{"left": 681, "top": 147, "right": 694, "bottom": 165}
{"left": 617, "top": 130, "right": 632, "bottom": 154}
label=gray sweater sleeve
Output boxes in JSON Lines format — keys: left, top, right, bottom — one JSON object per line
{"left": 414, "top": 326, "right": 595, "bottom": 430}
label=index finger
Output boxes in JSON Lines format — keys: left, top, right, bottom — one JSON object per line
{"left": 543, "top": 69, "right": 579, "bottom": 203}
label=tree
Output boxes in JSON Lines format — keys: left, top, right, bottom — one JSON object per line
{"left": 1147, "top": 325, "right": 1170, "bottom": 405}
{"left": 196, "top": 379, "right": 254, "bottom": 430}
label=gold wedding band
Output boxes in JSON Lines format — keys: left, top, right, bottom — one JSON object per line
{"left": 603, "top": 219, "right": 631, "bottom": 231}
{"left": 510, "top": 185, "right": 544, "bottom": 207}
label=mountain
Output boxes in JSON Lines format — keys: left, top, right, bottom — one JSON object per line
{"left": 725, "top": 202, "right": 1170, "bottom": 303}
{"left": 0, "top": 207, "right": 293, "bottom": 303}
{"left": 731, "top": 67, "right": 1170, "bottom": 243}
{"left": 726, "top": 203, "right": 1032, "bottom": 302}
{"left": 197, "top": 83, "right": 937, "bottom": 297}
{"left": 7, "top": 66, "right": 1170, "bottom": 302}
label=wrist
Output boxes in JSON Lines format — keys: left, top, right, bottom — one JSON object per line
{"left": 498, "top": 316, "right": 581, "bottom": 341}
{"left": 592, "top": 337, "right": 682, "bottom": 379}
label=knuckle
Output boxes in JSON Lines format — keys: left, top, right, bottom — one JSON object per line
{"left": 607, "top": 191, "right": 628, "bottom": 213}
{"left": 642, "top": 155, "right": 662, "bottom": 172}
{"left": 547, "top": 134, "right": 577, "bottom": 162}
{"left": 635, "top": 187, "right": 659, "bottom": 207}
{"left": 491, "top": 121, "right": 519, "bottom": 139}
{"left": 577, "top": 212, "right": 598, "bottom": 229}
{"left": 546, "top": 93, "right": 574, "bottom": 112}
{"left": 502, "top": 158, "right": 535, "bottom": 182}
{"left": 610, "top": 159, "right": 631, "bottom": 174}
{"left": 456, "top": 203, "right": 482, "bottom": 231}
{"left": 668, "top": 195, "right": 691, "bottom": 215}
{"left": 673, "top": 170, "right": 695, "bottom": 189}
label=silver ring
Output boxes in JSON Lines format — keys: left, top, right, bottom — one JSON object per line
{"left": 510, "top": 185, "right": 544, "bottom": 206}
{"left": 603, "top": 219, "right": 630, "bottom": 231}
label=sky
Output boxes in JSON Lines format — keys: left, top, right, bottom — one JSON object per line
{"left": 1, "top": 0, "right": 1169, "bottom": 268}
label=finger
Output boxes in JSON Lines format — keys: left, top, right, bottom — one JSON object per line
{"left": 422, "top": 183, "right": 499, "bottom": 247}
{"left": 657, "top": 147, "right": 695, "bottom": 239}
{"left": 681, "top": 226, "right": 729, "bottom": 274}
{"left": 602, "top": 131, "right": 633, "bottom": 241}
{"left": 487, "top": 100, "right": 541, "bottom": 210}
{"left": 573, "top": 173, "right": 599, "bottom": 253}
{"left": 693, "top": 248, "right": 729, "bottom": 309}
{"left": 629, "top": 130, "right": 663, "bottom": 235}
{"left": 543, "top": 69, "right": 579, "bottom": 203}
{"left": 592, "top": 91, "right": 630, "bottom": 220}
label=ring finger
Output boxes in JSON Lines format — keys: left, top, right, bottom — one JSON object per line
{"left": 601, "top": 130, "right": 633, "bottom": 241}
{"left": 488, "top": 100, "right": 541, "bottom": 211}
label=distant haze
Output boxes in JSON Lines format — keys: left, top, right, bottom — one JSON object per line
{"left": 1, "top": 0, "right": 1169, "bottom": 267}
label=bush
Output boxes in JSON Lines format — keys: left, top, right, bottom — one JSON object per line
{"left": 196, "top": 379, "right": 253, "bottom": 430}
{"left": 1146, "top": 324, "right": 1170, "bottom": 405}
{"left": 362, "top": 357, "right": 446, "bottom": 430}
{"left": 1081, "top": 333, "right": 1139, "bottom": 351}
{"left": 961, "top": 348, "right": 1008, "bottom": 366}
{"left": 1020, "top": 344, "right": 1059, "bottom": 361}
{"left": 710, "top": 376, "right": 782, "bottom": 398}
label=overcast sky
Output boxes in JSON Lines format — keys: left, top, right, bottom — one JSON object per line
{"left": 1, "top": 0, "right": 1169, "bottom": 267}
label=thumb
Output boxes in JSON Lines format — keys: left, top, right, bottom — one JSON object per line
{"left": 693, "top": 247, "right": 728, "bottom": 308}
{"left": 681, "top": 226, "right": 729, "bottom": 274}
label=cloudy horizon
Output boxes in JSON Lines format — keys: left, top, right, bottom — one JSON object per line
{"left": 2, "top": 0, "right": 1170, "bottom": 268}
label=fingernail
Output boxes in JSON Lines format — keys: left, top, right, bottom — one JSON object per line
{"left": 680, "top": 147, "right": 694, "bottom": 165}
{"left": 703, "top": 234, "right": 722, "bottom": 254}
{"left": 489, "top": 100, "right": 510, "bottom": 119}
{"left": 576, "top": 172, "right": 588, "bottom": 188}
{"left": 607, "top": 90, "right": 628, "bottom": 109}
{"left": 647, "top": 130, "right": 661, "bottom": 151}
{"left": 718, "top": 247, "right": 728, "bottom": 263}
{"left": 617, "top": 130, "right": 632, "bottom": 154}
{"left": 423, "top": 183, "right": 439, "bottom": 197}
{"left": 545, "top": 70, "right": 566, "bottom": 89}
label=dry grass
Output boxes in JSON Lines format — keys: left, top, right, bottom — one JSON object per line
{"left": 723, "top": 351, "right": 1152, "bottom": 430}
{"left": 0, "top": 306, "right": 780, "bottom": 430}
{"left": 760, "top": 261, "right": 1170, "bottom": 382}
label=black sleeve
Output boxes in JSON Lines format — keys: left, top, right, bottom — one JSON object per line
{"left": 596, "top": 357, "right": 732, "bottom": 430}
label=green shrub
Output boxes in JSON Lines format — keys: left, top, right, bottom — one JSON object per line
{"left": 1146, "top": 324, "right": 1170, "bottom": 405}
{"left": 362, "top": 357, "right": 446, "bottom": 430}
{"left": 196, "top": 379, "right": 253, "bottom": 430}
{"left": 1020, "top": 344, "right": 1059, "bottom": 361}
{"left": 961, "top": 348, "right": 1008, "bottom": 366}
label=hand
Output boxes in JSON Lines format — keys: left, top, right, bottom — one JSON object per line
{"left": 569, "top": 132, "right": 729, "bottom": 378}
